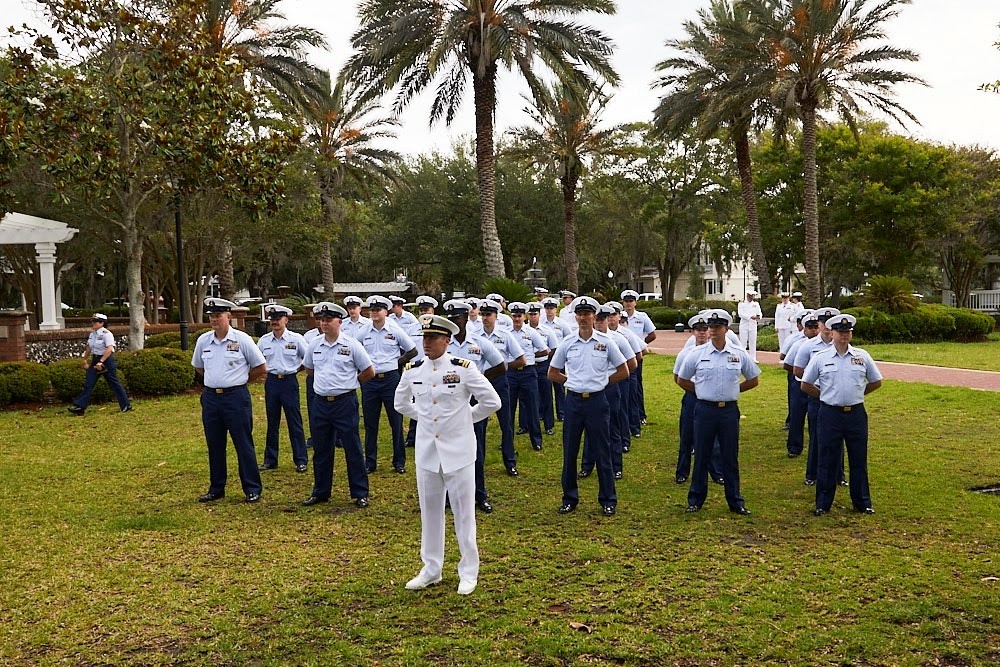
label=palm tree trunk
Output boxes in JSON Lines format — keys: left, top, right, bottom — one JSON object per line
{"left": 218, "top": 236, "right": 236, "bottom": 300}
{"left": 318, "top": 175, "right": 338, "bottom": 297}
{"left": 801, "top": 104, "right": 821, "bottom": 306}
{"left": 319, "top": 242, "right": 335, "bottom": 298}
{"left": 473, "top": 66, "right": 506, "bottom": 279}
{"left": 562, "top": 174, "right": 579, "bottom": 293}
{"left": 734, "top": 131, "right": 771, "bottom": 295}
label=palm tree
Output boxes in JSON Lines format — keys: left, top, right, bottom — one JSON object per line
{"left": 194, "top": 0, "right": 328, "bottom": 298}
{"left": 653, "top": 0, "right": 775, "bottom": 295}
{"left": 306, "top": 72, "right": 401, "bottom": 295}
{"left": 345, "top": 0, "right": 619, "bottom": 279}
{"left": 745, "top": 0, "right": 924, "bottom": 305}
{"left": 508, "top": 84, "right": 619, "bottom": 293}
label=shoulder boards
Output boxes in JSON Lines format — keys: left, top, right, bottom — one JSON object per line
{"left": 405, "top": 360, "right": 424, "bottom": 371}
{"left": 451, "top": 358, "right": 470, "bottom": 368}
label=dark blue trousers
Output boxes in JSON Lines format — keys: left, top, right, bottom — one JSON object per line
{"left": 816, "top": 404, "right": 872, "bottom": 511}
{"left": 581, "top": 383, "right": 625, "bottom": 475}
{"left": 201, "top": 387, "right": 262, "bottom": 497}
{"left": 310, "top": 391, "right": 368, "bottom": 500}
{"left": 489, "top": 375, "right": 517, "bottom": 469}
{"left": 361, "top": 370, "right": 405, "bottom": 470}
{"left": 628, "top": 363, "right": 643, "bottom": 436}
{"left": 553, "top": 381, "right": 565, "bottom": 420}
{"left": 262, "top": 374, "right": 307, "bottom": 467}
{"left": 635, "top": 356, "right": 647, "bottom": 422}
{"left": 535, "top": 361, "right": 555, "bottom": 430}
{"left": 677, "top": 391, "right": 723, "bottom": 480}
{"left": 510, "top": 366, "right": 542, "bottom": 448}
{"left": 74, "top": 354, "right": 130, "bottom": 410}
{"left": 688, "top": 401, "right": 744, "bottom": 511}
{"left": 305, "top": 374, "right": 315, "bottom": 447}
{"left": 619, "top": 372, "right": 633, "bottom": 452}
{"left": 806, "top": 394, "right": 845, "bottom": 482}
{"left": 561, "top": 390, "right": 616, "bottom": 508}
{"left": 786, "top": 377, "right": 808, "bottom": 457}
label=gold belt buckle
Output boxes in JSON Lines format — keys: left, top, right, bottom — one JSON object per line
{"left": 326, "top": 395, "right": 337, "bottom": 401}
{"left": 377, "top": 373, "right": 385, "bottom": 379}
{"left": 215, "top": 388, "right": 224, "bottom": 394}
{"left": 581, "top": 392, "right": 591, "bottom": 398}
{"left": 844, "top": 405, "right": 852, "bottom": 412}
{"left": 717, "top": 401, "right": 726, "bottom": 408}
{"left": 277, "top": 373, "right": 285, "bottom": 379}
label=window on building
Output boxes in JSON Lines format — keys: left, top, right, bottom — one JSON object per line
{"left": 704, "top": 279, "right": 723, "bottom": 295}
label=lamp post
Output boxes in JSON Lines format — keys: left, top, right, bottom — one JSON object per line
{"left": 172, "top": 185, "right": 189, "bottom": 350}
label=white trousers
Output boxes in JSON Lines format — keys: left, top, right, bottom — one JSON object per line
{"left": 415, "top": 463, "right": 479, "bottom": 582}
{"left": 777, "top": 328, "right": 791, "bottom": 348}
{"left": 739, "top": 319, "right": 758, "bottom": 361}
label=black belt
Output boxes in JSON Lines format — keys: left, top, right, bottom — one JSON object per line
{"left": 374, "top": 370, "right": 399, "bottom": 379}
{"left": 268, "top": 372, "right": 298, "bottom": 379}
{"left": 698, "top": 399, "right": 736, "bottom": 408}
{"left": 321, "top": 391, "right": 355, "bottom": 401}
{"left": 567, "top": 389, "right": 604, "bottom": 399}
{"left": 822, "top": 402, "right": 863, "bottom": 412}
{"left": 208, "top": 385, "right": 247, "bottom": 394}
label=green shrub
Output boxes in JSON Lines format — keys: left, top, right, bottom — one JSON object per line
{"left": 145, "top": 329, "right": 210, "bottom": 348}
{"left": 755, "top": 331, "right": 780, "bottom": 353}
{"left": 0, "top": 362, "right": 50, "bottom": 405}
{"left": 858, "top": 275, "right": 919, "bottom": 314}
{"left": 480, "top": 277, "right": 532, "bottom": 304}
{"left": 119, "top": 348, "right": 194, "bottom": 396}
{"left": 927, "top": 304, "right": 995, "bottom": 340}
{"left": 845, "top": 305, "right": 966, "bottom": 343}
{"left": 48, "top": 358, "right": 117, "bottom": 403}
{"left": 642, "top": 307, "right": 702, "bottom": 329}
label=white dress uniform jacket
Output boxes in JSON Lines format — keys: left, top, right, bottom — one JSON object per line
{"left": 394, "top": 353, "right": 501, "bottom": 473}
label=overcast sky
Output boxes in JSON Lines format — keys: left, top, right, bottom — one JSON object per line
{"left": 7, "top": 0, "right": 1000, "bottom": 156}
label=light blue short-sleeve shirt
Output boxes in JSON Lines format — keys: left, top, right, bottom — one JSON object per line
{"left": 511, "top": 325, "right": 548, "bottom": 367}
{"left": 257, "top": 330, "right": 307, "bottom": 375}
{"left": 482, "top": 327, "right": 525, "bottom": 365}
{"left": 358, "top": 320, "right": 416, "bottom": 373}
{"left": 550, "top": 330, "right": 627, "bottom": 393}
{"left": 448, "top": 334, "right": 504, "bottom": 374}
{"left": 304, "top": 333, "right": 373, "bottom": 396}
{"left": 676, "top": 342, "right": 760, "bottom": 403}
{"left": 192, "top": 327, "right": 266, "bottom": 389}
{"left": 801, "top": 345, "right": 882, "bottom": 406}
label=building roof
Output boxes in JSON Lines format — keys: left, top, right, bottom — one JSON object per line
{"left": 0, "top": 212, "right": 79, "bottom": 244}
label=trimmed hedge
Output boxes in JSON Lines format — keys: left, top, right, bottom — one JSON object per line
{"left": 119, "top": 348, "right": 194, "bottom": 396}
{"left": 844, "top": 304, "right": 995, "bottom": 343}
{"left": 145, "top": 329, "right": 210, "bottom": 349}
{"left": 0, "top": 362, "right": 50, "bottom": 406}
{"left": 49, "top": 358, "right": 117, "bottom": 403}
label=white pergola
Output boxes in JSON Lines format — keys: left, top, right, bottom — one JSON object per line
{"left": 0, "top": 212, "right": 79, "bottom": 329}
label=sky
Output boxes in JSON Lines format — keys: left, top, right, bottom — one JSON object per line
{"left": 6, "top": 0, "right": 1000, "bottom": 156}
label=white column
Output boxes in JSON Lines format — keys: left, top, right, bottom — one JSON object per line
{"left": 35, "top": 242, "right": 60, "bottom": 330}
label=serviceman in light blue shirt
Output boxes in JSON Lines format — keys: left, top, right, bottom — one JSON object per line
{"left": 480, "top": 299, "right": 526, "bottom": 467}
{"left": 540, "top": 296, "right": 572, "bottom": 421}
{"left": 257, "top": 304, "right": 308, "bottom": 473}
{"left": 508, "top": 301, "right": 548, "bottom": 450}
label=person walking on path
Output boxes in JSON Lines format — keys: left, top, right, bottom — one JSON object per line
{"left": 68, "top": 313, "right": 133, "bottom": 415}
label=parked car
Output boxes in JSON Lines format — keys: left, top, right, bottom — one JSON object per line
{"left": 637, "top": 293, "right": 661, "bottom": 302}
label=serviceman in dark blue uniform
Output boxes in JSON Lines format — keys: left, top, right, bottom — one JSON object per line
{"left": 801, "top": 314, "right": 883, "bottom": 516}
{"left": 675, "top": 309, "right": 760, "bottom": 515}
{"left": 257, "top": 304, "right": 309, "bottom": 472}
{"left": 527, "top": 301, "right": 559, "bottom": 435}
{"left": 540, "top": 296, "right": 572, "bottom": 421}
{"left": 191, "top": 298, "right": 266, "bottom": 503}
{"left": 782, "top": 309, "right": 816, "bottom": 459}
{"left": 68, "top": 312, "right": 132, "bottom": 415}
{"left": 672, "top": 313, "right": 724, "bottom": 485}
{"left": 508, "top": 301, "right": 548, "bottom": 450}
{"left": 548, "top": 296, "right": 628, "bottom": 517}
{"left": 445, "top": 299, "right": 506, "bottom": 511}
{"left": 479, "top": 298, "right": 526, "bottom": 467}
{"left": 301, "top": 302, "right": 375, "bottom": 508}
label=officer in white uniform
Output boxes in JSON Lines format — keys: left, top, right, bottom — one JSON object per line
{"left": 548, "top": 296, "right": 628, "bottom": 516}
{"left": 737, "top": 290, "right": 763, "bottom": 362}
{"left": 801, "top": 314, "right": 882, "bottom": 516}
{"left": 301, "top": 302, "right": 374, "bottom": 508}
{"left": 191, "top": 298, "right": 267, "bottom": 503}
{"left": 395, "top": 315, "right": 501, "bottom": 596}
{"left": 405, "top": 296, "right": 440, "bottom": 447}
{"left": 257, "top": 304, "right": 308, "bottom": 472}
{"left": 774, "top": 292, "right": 796, "bottom": 348}
{"left": 68, "top": 312, "right": 133, "bottom": 415}
{"left": 676, "top": 309, "right": 760, "bottom": 515}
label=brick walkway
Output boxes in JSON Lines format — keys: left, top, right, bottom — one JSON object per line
{"left": 645, "top": 330, "right": 1000, "bottom": 392}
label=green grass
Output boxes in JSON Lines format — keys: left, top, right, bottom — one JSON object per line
{"left": 1, "top": 357, "right": 999, "bottom": 665}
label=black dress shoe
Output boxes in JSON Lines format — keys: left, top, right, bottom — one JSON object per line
{"left": 506, "top": 467, "right": 519, "bottom": 477}
{"left": 532, "top": 443, "right": 542, "bottom": 451}
{"left": 515, "top": 428, "right": 528, "bottom": 435}
{"left": 731, "top": 506, "right": 751, "bottom": 516}
{"left": 68, "top": 405, "right": 85, "bottom": 415}
{"left": 558, "top": 503, "right": 576, "bottom": 514}
{"left": 640, "top": 418, "right": 647, "bottom": 426}
{"left": 787, "top": 451, "right": 800, "bottom": 458}
{"left": 301, "top": 495, "right": 329, "bottom": 506}
{"left": 782, "top": 423, "right": 790, "bottom": 431}
{"left": 578, "top": 469, "right": 592, "bottom": 479}
{"left": 366, "top": 464, "right": 377, "bottom": 473}
{"left": 245, "top": 493, "right": 261, "bottom": 503}
{"left": 685, "top": 505, "right": 701, "bottom": 513}
{"left": 614, "top": 471, "right": 623, "bottom": 480}
{"left": 197, "top": 491, "right": 224, "bottom": 503}
{"left": 712, "top": 477, "right": 725, "bottom": 485}
{"left": 259, "top": 462, "right": 277, "bottom": 471}
{"left": 393, "top": 465, "right": 406, "bottom": 474}
{"left": 839, "top": 479, "right": 849, "bottom": 487}
{"left": 295, "top": 463, "right": 308, "bottom": 473}
{"left": 120, "top": 405, "right": 134, "bottom": 413}
{"left": 804, "top": 478, "right": 816, "bottom": 486}
{"left": 622, "top": 445, "right": 630, "bottom": 453}
{"left": 602, "top": 505, "right": 616, "bottom": 517}
{"left": 545, "top": 428, "right": 554, "bottom": 435}
{"left": 858, "top": 506, "right": 875, "bottom": 514}
{"left": 476, "top": 499, "right": 493, "bottom": 513}
{"left": 675, "top": 475, "right": 688, "bottom": 484}
{"left": 631, "top": 431, "right": 641, "bottom": 438}
{"left": 813, "top": 508, "right": 828, "bottom": 516}
{"left": 355, "top": 497, "right": 369, "bottom": 508}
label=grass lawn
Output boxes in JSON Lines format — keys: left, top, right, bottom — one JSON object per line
{"left": 1, "top": 356, "right": 998, "bottom": 665}
{"left": 859, "top": 333, "right": 1000, "bottom": 372}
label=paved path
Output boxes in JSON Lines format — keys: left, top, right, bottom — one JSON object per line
{"left": 645, "top": 330, "right": 1000, "bottom": 392}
